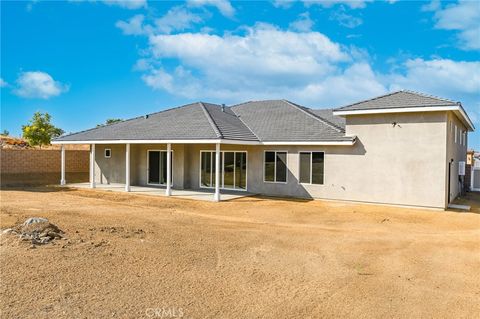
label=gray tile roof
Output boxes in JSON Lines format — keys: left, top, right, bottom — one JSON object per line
{"left": 202, "top": 103, "right": 258, "bottom": 141}
{"left": 335, "top": 90, "right": 458, "bottom": 111}
{"left": 231, "top": 100, "right": 352, "bottom": 142}
{"left": 309, "top": 109, "right": 346, "bottom": 130}
{"left": 55, "top": 99, "right": 352, "bottom": 143}
{"left": 55, "top": 102, "right": 220, "bottom": 141}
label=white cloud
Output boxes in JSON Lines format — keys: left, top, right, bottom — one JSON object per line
{"left": 116, "top": 14, "right": 146, "bottom": 35}
{"left": 13, "top": 71, "right": 69, "bottom": 99}
{"left": 0, "top": 78, "right": 7, "bottom": 87}
{"left": 289, "top": 12, "right": 314, "bottom": 32}
{"left": 304, "top": 0, "right": 372, "bottom": 9}
{"left": 330, "top": 7, "right": 362, "bottom": 28}
{"left": 69, "top": 0, "right": 147, "bottom": 10}
{"left": 187, "top": 0, "right": 235, "bottom": 17}
{"left": 102, "top": 0, "right": 146, "bottom": 9}
{"left": 429, "top": 0, "right": 480, "bottom": 50}
{"left": 389, "top": 58, "right": 480, "bottom": 96}
{"left": 272, "top": 0, "right": 295, "bottom": 9}
{"left": 155, "top": 6, "right": 203, "bottom": 34}
{"left": 147, "top": 24, "right": 348, "bottom": 81}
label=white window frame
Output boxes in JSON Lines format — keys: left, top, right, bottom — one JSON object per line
{"left": 263, "top": 150, "right": 288, "bottom": 184}
{"left": 104, "top": 148, "right": 111, "bottom": 158}
{"left": 298, "top": 151, "right": 325, "bottom": 185}
{"left": 146, "top": 149, "right": 173, "bottom": 186}
{"left": 199, "top": 150, "right": 248, "bottom": 192}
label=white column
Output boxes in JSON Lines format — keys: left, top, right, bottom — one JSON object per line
{"left": 166, "top": 143, "right": 172, "bottom": 196}
{"left": 214, "top": 143, "right": 221, "bottom": 202}
{"left": 60, "top": 145, "right": 66, "bottom": 185}
{"left": 125, "top": 143, "right": 131, "bottom": 192}
{"left": 90, "top": 144, "right": 96, "bottom": 188}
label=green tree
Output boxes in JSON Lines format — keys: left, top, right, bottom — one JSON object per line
{"left": 1, "top": 129, "right": 9, "bottom": 136}
{"left": 22, "top": 112, "right": 64, "bottom": 147}
{"left": 97, "top": 118, "right": 122, "bottom": 127}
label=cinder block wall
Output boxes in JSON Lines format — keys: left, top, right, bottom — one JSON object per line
{"left": 0, "top": 149, "right": 89, "bottom": 186}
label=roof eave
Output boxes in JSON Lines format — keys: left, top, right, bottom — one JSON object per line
{"left": 51, "top": 138, "right": 356, "bottom": 146}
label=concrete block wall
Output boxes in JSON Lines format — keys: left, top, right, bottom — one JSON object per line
{"left": 0, "top": 149, "right": 89, "bottom": 186}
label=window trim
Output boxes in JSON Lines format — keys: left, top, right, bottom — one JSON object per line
{"left": 298, "top": 151, "right": 325, "bottom": 185}
{"left": 199, "top": 150, "right": 248, "bottom": 192}
{"left": 263, "top": 150, "right": 288, "bottom": 184}
{"left": 104, "top": 148, "right": 111, "bottom": 158}
{"left": 146, "top": 149, "right": 174, "bottom": 186}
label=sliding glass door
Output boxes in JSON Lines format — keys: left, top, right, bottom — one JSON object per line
{"left": 148, "top": 150, "right": 172, "bottom": 185}
{"left": 200, "top": 151, "right": 247, "bottom": 190}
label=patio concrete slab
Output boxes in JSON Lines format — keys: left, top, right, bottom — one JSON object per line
{"left": 65, "top": 183, "right": 254, "bottom": 201}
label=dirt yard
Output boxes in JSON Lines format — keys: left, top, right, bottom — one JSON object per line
{"left": 1, "top": 188, "right": 479, "bottom": 318}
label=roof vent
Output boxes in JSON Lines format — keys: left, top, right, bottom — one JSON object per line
{"left": 144, "top": 114, "right": 149, "bottom": 119}
{"left": 221, "top": 104, "right": 225, "bottom": 112}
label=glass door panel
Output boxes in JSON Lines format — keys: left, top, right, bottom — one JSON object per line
{"left": 148, "top": 151, "right": 160, "bottom": 184}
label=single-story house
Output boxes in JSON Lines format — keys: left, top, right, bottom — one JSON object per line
{"left": 52, "top": 90, "right": 475, "bottom": 209}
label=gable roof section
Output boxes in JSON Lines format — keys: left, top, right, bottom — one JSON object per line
{"left": 335, "top": 90, "right": 458, "bottom": 111}
{"left": 333, "top": 90, "right": 474, "bottom": 131}
{"left": 54, "top": 102, "right": 220, "bottom": 142}
{"left": 230, "top": 100, "right": 353, "bottom": 142}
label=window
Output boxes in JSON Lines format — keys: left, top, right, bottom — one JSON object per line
{"left": 264, "top": 151, "right": 287, "bottom": 183}
{"left": 299, "top": 152, "right": 324, "bottom": 185}
{"left": 200, "top": 151, "right": 247, "bottom": 190}
{"left": 455, "top": 125, "right": 457, "bottom": 143}
{"left": 104, "top": 149, "right": 111, "bottom": 158}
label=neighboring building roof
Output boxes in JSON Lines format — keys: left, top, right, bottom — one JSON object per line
{"left": 335, "top": 90, "right": 458, "bottom": 111}
{"left": 230, "top": 100, "right": 351, "bottom": 142}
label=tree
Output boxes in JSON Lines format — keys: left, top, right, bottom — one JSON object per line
{"left": 1, "top": 129, "right": 9, "bottom": 136}
{"left": 97, "top": 118, "right": 122, "bottom": 127}
{"left": 22, "top": 112, "right": 64, "bottom": 147}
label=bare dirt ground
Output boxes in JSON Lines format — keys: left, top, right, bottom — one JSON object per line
{"left": 1, "top": 187, "right": 479, "bottom": 319}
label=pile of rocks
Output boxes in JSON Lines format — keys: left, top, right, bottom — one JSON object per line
{"left": 2, "top": 217, "right": 65, "bottom": 245}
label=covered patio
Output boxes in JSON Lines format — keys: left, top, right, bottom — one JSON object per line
{"left": 65, "top": 182, "right": 253, "bottom": 201}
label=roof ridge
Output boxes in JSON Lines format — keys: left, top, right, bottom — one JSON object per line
{"left": 229, "top": 107, "right": 261, "bottom": 141}
{"left": 283, "top": 100, "right": 344, "bottom": 133}
{"left": 199, "top": 102, "right": 223, "bottom": 139}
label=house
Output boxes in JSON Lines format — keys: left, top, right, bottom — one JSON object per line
{"left": 52, "top": 90, "right": 475, "bottom": 209}
{"left": 467, "top": 150, "right": 480, "bottom": 191}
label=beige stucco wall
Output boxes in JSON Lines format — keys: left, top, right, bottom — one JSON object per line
{"left": 92, "top": 110, "right": 456, "bottom": 209}
{"left": 445, "top": 112, "right": 468, "bottom": 205}
{"left": 94, "top": 144, "right": 185, "bottom": 189}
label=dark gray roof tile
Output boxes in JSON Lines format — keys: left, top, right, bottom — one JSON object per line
{"left": 335, "top": 90, "right": 458, "bottom": 111}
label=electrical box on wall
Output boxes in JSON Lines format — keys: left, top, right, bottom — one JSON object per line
{"left": 458, "top": 161, "right": 465, "bottom": 176}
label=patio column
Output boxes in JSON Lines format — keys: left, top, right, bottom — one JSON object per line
{"left": 214, "top": 143, "right": 221, "bottom": 202}
{"left": 60, "top": 145, "right": 66, "bottom": 185}
{"left": 90, "top": 144, "right": 96, "bottom": 188}
{"left": 125, "top": 143, "right": 130, "bottom": 192}
{"left": 166, "top": 143, "right": 172, "bottom": 196}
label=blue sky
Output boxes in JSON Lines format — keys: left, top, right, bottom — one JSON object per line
{"left": 1, "top": 0, "right": 479, "bottom": 148}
